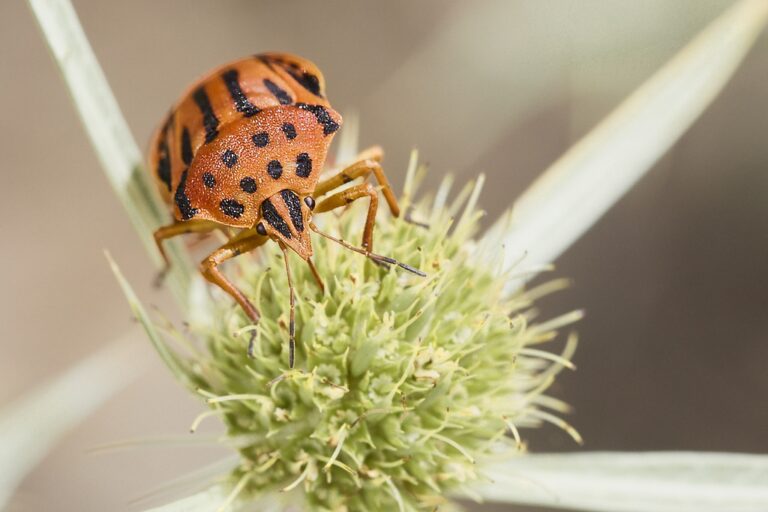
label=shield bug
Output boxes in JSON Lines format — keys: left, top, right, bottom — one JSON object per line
{"left": 149, "top": 53, "right": 424, "bottom": 368}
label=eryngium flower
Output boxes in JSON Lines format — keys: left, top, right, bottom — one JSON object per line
{"left": 162, "top": 165, "right": 580, "bottom": 511}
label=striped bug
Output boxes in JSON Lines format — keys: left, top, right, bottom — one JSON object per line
{"left": 149, "top": 53, "right": 423, "bottom": 367}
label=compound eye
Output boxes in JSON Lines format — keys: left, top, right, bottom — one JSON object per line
{"left": 256, "top": 222, "right": 267, "bottom": 236}
{"left": 304, "top": 196, "right": 316, "bottom": 210}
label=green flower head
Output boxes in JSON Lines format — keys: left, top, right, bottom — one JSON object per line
{"left": 148, "top": 157, "right": 579, "bottom": 511}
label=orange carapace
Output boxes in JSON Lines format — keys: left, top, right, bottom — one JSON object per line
{"left": 148, "top": 53, "right": 423, "bottom": 367}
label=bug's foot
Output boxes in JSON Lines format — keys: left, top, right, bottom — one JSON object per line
{"left": 153, "top": 265, "right": 170, "bottom": 289}
{"left": 404, "top": 208, "right": 430, "bottom": 229}
{"left": 369, "top": 257, "right": 390, "bottom": 270}
{"left": 368, "top": 253, "right": 427, "bottom": 277}
{"left": 247, "top": 331, "right": 257, "bottom": 358}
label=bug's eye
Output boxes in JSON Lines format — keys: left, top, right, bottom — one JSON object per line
{"left": 304, "top": 196, "right": 316, "bottom": 210}
{"left": 256, "top": 222, "right": 267, "bottom": 236}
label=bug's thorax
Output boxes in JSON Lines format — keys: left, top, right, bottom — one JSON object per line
{"left": 260, "top": 189, "right": 313, "bottom": 260}
{"left": 174, "top": 105, "right": 339, "bottom": 229}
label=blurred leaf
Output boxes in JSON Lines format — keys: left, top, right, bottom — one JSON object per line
{"left": 0, "top": 339, "right": 142, "bottom": 509}
{"left": 143, "top": 486, "right": 286, "bottom": 512}
{"left": 482, "top": 0, "right": 768, "bottom": 283}
{"left": 106, "top": 252, "right": 197, "bottom": 391}
{"left": 144, "top": 486, "right": 228, "bottom": 512}
{"left": 472, "top": 451, "right": 768, "bottom": 511}
{"left": 27, "top": 0, "right": 193, "bottom": 303}
{"left": 365, "top": 1, "right": 573, "bottom": 174}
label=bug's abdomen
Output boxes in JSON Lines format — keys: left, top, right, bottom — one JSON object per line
{"left": 148, "top": 53, "right": 333, "bottom": 209}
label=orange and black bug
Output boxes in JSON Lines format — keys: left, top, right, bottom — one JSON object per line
{"left": 149, "top": 53, "right": 423, "bottom": 368}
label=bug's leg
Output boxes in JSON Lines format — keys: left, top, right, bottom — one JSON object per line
{"left": 315, "top": 183, "right": 380, "bottom": 251}
{"left": 153, "top": 219, "right": 220, "bottom": 286}
{"left": 200, "top": 233, "right": 268, "bottom": 325}
{"left": 353, "top": 145, "right": 384, "bottom": 163}
{"left": 314, "top": 150, "right": 400, "bottom": 218}
{"left": 306, "top": 257, "right": 325, "bottom": 293}
{"left": 277, "top": 242, "right": 297, "bottom": 368}
{"left": 310, "top": 221, "right": 426, "bottom": 277}
{"left": 334, "top": 146, "right": 428, "bottom": 228}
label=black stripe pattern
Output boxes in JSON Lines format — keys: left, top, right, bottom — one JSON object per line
{"left": 263, "top": 78, "right": 293, "bottom": 105}
{"left": 193, "top": 86, "right": 220, "bottom": 143}
{"left": 222, "top": 69, "right": 260, "bottom": 117}
{"left": 181, "top": 127, "right": 193, "bottom": 165}
{"left": 286, "top": 69, "right": 322, "bottom": 97}
{"left": 220, "top": 198, "right": 245, "bottom": 218}
{"left": 257, "top": 55, "right": 323, "bottom": 98}
{"left": 156, "top": 137, "right": 172, "bottom": 192}
{"left": 261, "top": 199, "right": 292, "bottom": 239}
{"left": 281, "top": 190, "right": 304, "bottom": 233}
{"left": 296, "top": 103, "right": 339, "bottom": 135}
{"left": 174, "top": 169, "right": 198, "bottom": 220}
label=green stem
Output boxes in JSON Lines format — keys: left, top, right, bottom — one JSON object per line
{"left": 27, "top": 0, "right": 194, "bottom": 306}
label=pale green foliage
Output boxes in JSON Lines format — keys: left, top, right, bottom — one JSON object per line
{"left": 148, "top": 167, "right": 577, "bottom": 511}
{"left": 475, "top": 452, "right": 768, "bottom": 512}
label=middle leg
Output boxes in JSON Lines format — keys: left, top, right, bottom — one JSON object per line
{"left": 199, "top": 233, "right": 268, "bottom": 323}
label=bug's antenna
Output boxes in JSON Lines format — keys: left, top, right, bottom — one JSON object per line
{"left": 309, "top": 222, "right": 426, "bottom": 277}
{"left": 307, "top": 257, "right": 325, "bottom": 293}
{"left": 278, "top": 242, "right": 296, "bottom": 368}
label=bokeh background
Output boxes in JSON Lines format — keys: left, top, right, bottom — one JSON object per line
{"left": 2, "top": 1, "right": 767, "bottom": 510}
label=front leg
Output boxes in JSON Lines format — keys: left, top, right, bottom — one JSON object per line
{"left": 314, "top": 148, "right": 400, "bottom": 218}
{"left": 315, "top": 183, "right": 379, "bottom": 251}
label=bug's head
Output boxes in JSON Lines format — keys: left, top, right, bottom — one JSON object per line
{"left": 256, "top": 190, "right": 315, "bottom": 259}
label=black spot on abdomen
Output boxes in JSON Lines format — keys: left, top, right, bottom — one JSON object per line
{"left": 221, "top": 69, "right": 259, "bottom": 117}
{"left": 240, "top": 176, "right": 257, "bottom": 193}
{"left": 220, "top": 198, "right": 245, "bottom": 219}
{"left": 261, "top": 199, "right": 292, "bottom": 239}
{"left": 252, "top": 132, "right": 269, "bottom": 148}
{"left": 174, "top": 169, "right": 198, "bottom": 220}
{"left": 193, "top": 86, "right": 220, "bottom": 143}
{"left": 221, "top": 149, "right": 238, "bottom": 168}
{"left": 281, "top": 190, "right": 304, "bottom": 233}
{"left": 296, "top": 153, "right": 312, "bottom": 178}
{"left": 267, "top": 160, "right": 283, "bottom": 179}
{"left": 282, "top": 123, "right": 297, "bottom": 140}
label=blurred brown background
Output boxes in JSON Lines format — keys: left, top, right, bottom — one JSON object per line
{"left": 1, "top": 1, "right": 767, "bottom": 510}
